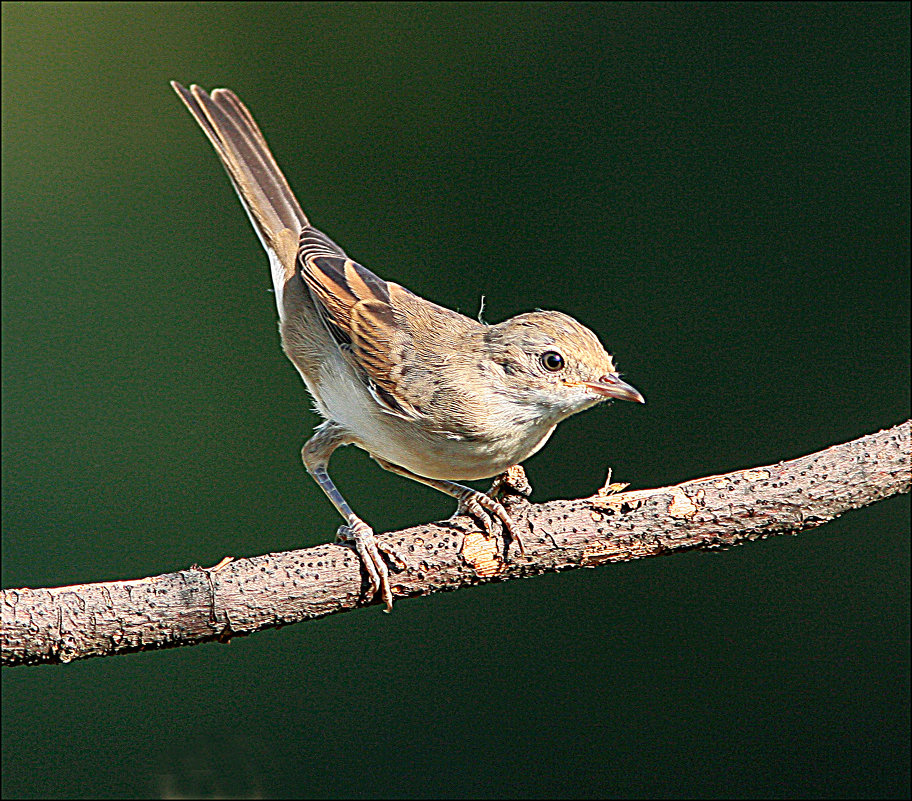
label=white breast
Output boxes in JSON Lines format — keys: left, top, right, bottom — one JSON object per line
{"left": 310, "top": 353, "right": 558, "bottom": 481}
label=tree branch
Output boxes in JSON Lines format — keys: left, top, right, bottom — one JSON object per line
{"left": 3, "top": 420, "right": 909, "bottom": 666}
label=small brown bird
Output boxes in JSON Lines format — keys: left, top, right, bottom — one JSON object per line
{"left": 172, "top": 83, "right": 644, "bottom": 610}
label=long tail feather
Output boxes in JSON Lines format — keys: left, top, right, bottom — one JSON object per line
{"left": 171, "top": 82, "right": 308, "bottom": 308}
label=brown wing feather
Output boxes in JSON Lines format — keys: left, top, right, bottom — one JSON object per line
{"left": 299, "top": 249, "right": 425, "bottom": 418}
{"left": 299, "top": 240, "right": 489, "bottom": 437}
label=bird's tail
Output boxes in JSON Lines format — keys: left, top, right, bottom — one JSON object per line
{"left": 171, "top": 82, "right": 306, "bottom": 306}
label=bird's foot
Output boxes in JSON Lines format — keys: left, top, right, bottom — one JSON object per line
{"left": 453, "top": 489, "right": 526, "bottom": 556}
{"left": 336, "top": 521, "right": 396, "bottom": 612}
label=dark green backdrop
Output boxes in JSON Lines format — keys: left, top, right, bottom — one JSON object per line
{"left": 2, "top": 3, "right": 909, "bottom": 798}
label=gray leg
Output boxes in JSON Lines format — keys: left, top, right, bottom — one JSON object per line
{"left": 372, "top": 456, "right": 525, "bottom": 555}
{"left": 302, "top": 422, "right": 394, "bottom": 611}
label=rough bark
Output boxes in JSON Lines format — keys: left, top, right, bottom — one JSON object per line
{"left": 3, "top": 420, "right": 909, "bottom": 667}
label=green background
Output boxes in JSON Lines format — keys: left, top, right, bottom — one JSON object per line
{"left": 2, "top": 2, "right": 909, "bottom": 798}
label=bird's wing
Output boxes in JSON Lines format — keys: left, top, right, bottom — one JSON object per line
{"left": 298, "top": 246, "right": 433, "bottom": 420}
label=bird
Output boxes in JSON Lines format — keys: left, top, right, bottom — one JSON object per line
{"left": 171, "top": 83, "right": 645, "bottom": 611}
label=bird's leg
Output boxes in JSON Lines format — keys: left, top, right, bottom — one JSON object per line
{"left": 302, "top": 422, "right": 394, "bottom": 611}
{"left": 372, "top": 457, "right": 526, "bottom": 556}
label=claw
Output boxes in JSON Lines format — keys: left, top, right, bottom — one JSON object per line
{"left": 456, "top": 489, "right": 526, "bottom": 556}
{"left": 337, "top": 521, "right": 394, "bottom": 611}
{"left": 378, "top": 541, "right": 407, "bottom": 571}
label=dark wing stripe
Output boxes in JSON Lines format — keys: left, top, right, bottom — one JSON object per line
{"left": 346, "top": 259, "right": 391, "bottom": 305}
{"left": 292, "top": 232, "right": 419, "bottom": 417}
{"left": 344, "top": 260, "right": 391, "bottom": 306}
{"left": 305, "top": 256, "right": 359, "bottom": 305}
{"left": 356, "top": 298, "right": 396, "bottom": 331}
{"left": 370, "top": 381, "right": 409, "bottom": 416}
{"left": 303, "top": 254, "right": 391, "bottom": 307}
{"left": 316, "top": 305, "right": 352, "bottom": 348}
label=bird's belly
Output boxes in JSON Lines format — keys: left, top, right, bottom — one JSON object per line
{"left": 370, "top": 416, "right": 557, "bottom": 481}
{"left": 314, "top": 360, "right": 556, "bottom": 481}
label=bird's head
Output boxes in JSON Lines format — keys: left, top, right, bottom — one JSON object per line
{"left": 484, "top": 310, "right": 644, "bottom": 423}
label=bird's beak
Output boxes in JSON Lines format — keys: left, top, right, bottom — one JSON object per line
{"left": 586, "top": 374, "right": 646, "bottom": 404}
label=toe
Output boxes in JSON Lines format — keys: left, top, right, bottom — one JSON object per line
{"left": 343, "top": 521, "right": 395, "bottom": 609}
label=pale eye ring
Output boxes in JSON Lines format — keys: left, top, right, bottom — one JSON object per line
{"left": 540, "top": 351, "right": 565, "bottom": 372}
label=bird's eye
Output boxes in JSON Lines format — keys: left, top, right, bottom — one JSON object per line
{"left": 540, "top": 351, "right": 565, "bottom": 372}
